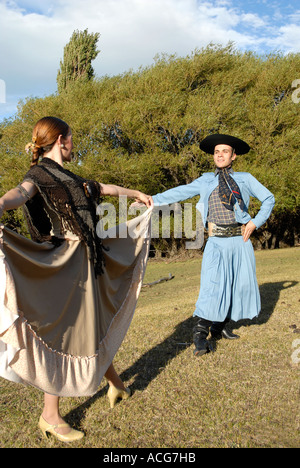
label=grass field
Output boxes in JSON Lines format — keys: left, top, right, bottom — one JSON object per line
{"left": 0, "top": 247, "right": 299, "bottom": 448}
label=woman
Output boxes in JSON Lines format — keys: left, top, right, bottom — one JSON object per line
{"left": 0, "top": 116, "right": 153, "bottom": 442}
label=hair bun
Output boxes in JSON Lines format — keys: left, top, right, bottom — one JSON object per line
{"left": 25, "top": 142, "right": 35, "bottom": 154}
{"left": 25, "top": 140, "right": 41, "bottom": 154}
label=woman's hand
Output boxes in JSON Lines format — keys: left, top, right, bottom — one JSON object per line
{"left": 135, "top": 192, "right": 154, "bottom": 208}
{"left": 242, "top": 220, "right": 256, "bottom": 242}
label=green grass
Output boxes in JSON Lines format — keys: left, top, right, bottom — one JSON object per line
{"left": 0, "top": 247, "right": 299, "bottom": 448}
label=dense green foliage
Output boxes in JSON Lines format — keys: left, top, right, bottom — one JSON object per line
{"left": 0, "top": 43, "right": 299, "bottom": 252}
{"left": 57, "top": 29, "right": 100, "bottom": 93}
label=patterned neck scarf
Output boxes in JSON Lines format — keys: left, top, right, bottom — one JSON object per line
{"left": 216, "top": 167, "right": 246, "bottom": 211}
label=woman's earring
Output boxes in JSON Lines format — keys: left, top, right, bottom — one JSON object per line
{"left": 60, "top": 144, "right": 65, "bottom": 149}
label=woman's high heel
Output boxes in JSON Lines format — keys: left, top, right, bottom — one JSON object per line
{"left": 107, "top": 385, "right": 131, "bottom": 409}
{"left": 38, "top": 415, "right": 84, "bottom": 443}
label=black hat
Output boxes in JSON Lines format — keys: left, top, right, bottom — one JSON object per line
{"left": 200, "top": 134, "right": 250, "bottom": 155}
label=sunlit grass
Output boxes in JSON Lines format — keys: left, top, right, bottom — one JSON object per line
{"left": 0, "top": 248, "right": 299, "bottom": 448}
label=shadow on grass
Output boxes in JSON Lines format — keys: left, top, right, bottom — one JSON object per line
{"left": 231, "top": 280, "right": 298, "bottom": 331}
{"left": 66, "top": 280, "right": 298, "bottom": 427}
{"left": 66, "top": 315, "right": 194, "bottom": 427}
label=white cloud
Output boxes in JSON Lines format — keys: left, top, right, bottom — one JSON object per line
{"left": 0, "top": 0, "right": 299, "bottom": 121}
{"left": 270, "top": 23, "right": 300, "bottom": 51}
{"left": 240, "top": 12, "right": 267, "bottom": 29}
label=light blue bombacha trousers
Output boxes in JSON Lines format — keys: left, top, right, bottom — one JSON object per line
{"left": 194, "top": 236, "right": 261, "bottom": 322}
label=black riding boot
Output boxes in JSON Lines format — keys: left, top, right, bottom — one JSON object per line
{"left": 210, "top": 319, "right": 240, "bottom": 340}
{"left": 193, "top": 318, "right": 213, "bottom": 356}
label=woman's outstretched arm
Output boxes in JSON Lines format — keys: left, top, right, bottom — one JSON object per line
{"left": 100, "top": 183, "right": 153, "bottom": 208}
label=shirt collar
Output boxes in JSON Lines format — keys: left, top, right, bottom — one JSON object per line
{"left": 214, "top": 166, "right": 234, "bottom": 176}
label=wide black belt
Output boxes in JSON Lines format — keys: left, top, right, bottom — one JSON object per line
{"left": 208, "top": 222, "right": 244, "bottom": 238}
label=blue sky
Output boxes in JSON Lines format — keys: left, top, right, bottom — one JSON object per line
{"left": 0, "top": 0, "right": 300, "bottom": 121}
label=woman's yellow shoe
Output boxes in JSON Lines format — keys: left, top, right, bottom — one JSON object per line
{"left": 39, "top": 415, "right": 84, "bottom": 443}
{"left": 107, "top": 385, "right": 131, "bottom": 409}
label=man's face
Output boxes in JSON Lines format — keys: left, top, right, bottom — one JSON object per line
{"left": 213, "top": 144, "right": 236, "bottom": 169}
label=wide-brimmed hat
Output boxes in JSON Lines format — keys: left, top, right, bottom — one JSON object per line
{"left": 200, "top": 134, "right": 250, "bottom": 155}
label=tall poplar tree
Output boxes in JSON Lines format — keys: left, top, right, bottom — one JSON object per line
{"left": 57, "top": 29, "right": 100, "bottom": 93}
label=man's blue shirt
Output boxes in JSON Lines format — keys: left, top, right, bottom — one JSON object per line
{"left": 152, "top": 172, "right": 275, "bottom": 229}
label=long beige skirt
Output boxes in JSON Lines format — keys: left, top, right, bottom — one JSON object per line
{"left": 0, "top": 208, "right": 152, "bottom": 397}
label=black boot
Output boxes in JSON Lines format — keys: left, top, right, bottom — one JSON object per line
{"left": 193, "top": 318, "right": 213, "bottom": 356}
{"left": 210, "top": 320, "right": 240, "bottom": 340}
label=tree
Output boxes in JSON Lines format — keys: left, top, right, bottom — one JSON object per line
{"left": 1, "top": 44, "right": 299, "bottom": 250}
{"left": 57, "top": 29, "right": 100, "bottom": 93}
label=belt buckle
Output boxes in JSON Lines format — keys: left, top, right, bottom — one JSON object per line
{"left": 211, "top": 225, "right": 228, "bottom": 236}
{"left": 211, "top": 224, "right": 237, "bottom": 237}
{"left": 225, "top": 226, "right": 234, "bottom": 236}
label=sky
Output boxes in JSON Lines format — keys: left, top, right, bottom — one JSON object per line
{"left": 0, "top": 0, "right": 300, "bottom": 121}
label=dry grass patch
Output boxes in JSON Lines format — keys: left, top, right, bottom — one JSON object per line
{"left": 0, "top": 248, "right": 299, "bottom": 448}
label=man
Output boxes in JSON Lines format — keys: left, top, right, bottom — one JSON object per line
{"left": 152, "top": 134, "right": 275, "bottom": 356}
